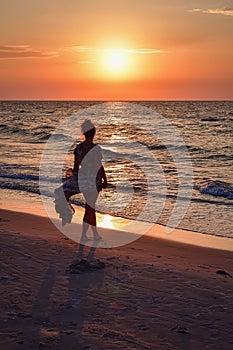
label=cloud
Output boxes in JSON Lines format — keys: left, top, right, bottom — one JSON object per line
{"left": 189, "top": 7, "right": 233, "bottom": 16}
{"left": 126, "top": 48, "right": 164, "bottom": 54}
{"left": 79, "top": 61, "right": 92, "bottom": 64}
{"left": 63, "top": 46, "right": 164, "bottom": 54}
{"left": 0, "top": 45, "right": 59, "bottom": 59}
{"left": 0, "top": 44, "right": 164, "bottom": 61}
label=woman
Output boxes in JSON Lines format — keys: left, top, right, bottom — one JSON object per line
{"left": 74, "top": 119, "right": 107, "bottom": 242}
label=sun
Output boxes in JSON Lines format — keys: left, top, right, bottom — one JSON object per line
{"left": 103, "top": 51, "right": 128, "bottom": 75}
{"left": 106, "top": 52, "right": 125, "bottom": 69}
{"left": 98, "top": 49, "right": 134, "bottom": 80}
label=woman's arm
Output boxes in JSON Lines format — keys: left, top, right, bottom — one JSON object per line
{"left": 99, "top": 165, "right": 107, "bottom": 188}
{"left": 73, "top": 151, "right": 80, "bottom": 175}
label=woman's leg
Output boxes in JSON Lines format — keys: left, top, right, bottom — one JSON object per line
{"left": 82, "top": 191, "right": 102, "bottom": 240}
{"left": 83, "top": 203, "right": 96, "bottom": 225}
{"left": 81, "top": 221, "right": 89, "bottom": 240}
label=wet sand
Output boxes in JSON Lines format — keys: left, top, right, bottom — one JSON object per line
{"left": 1, "top": 208, "right": 233, "bottom": 349}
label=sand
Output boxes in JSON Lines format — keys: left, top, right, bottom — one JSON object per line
{"left": 1, "top": 207, "right": 233, "bottom": 350}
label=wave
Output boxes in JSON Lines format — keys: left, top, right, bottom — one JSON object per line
{"left": 155, "top": 192, "right": 233, "bottom": 206}
{"left": 0, "top": 182, "right": 41, "bottom": 195}
{"left": 198, "top": 180, "right": 233, "bottom": 200}
{"left": 0, "top": 123, "right": 74, "bottom": 143}
{"left": 148, "top": 144, "right": 167, "bottom": 151}
{"left": 201, "top": 117, "right": 219, "bottom": 122}
{"left": 0, "top": 123, "right": 8, "bottom": 129}
{"left": 0, "top": 173, "right": 39, "bottom": 181}
{"left": 204, "top": 154, "right": 233, "bottom": 161}
{"left": 0, "top": 182, "right": 58, "bottom": 200}
{"left": 149, "top": 144, "right": 205, "bottom": 153}
{"left": 0, "top": 173, "right": 60, "bottom": 183}
{"left": 2, "top": 173, "right": 232, "bottom": 208}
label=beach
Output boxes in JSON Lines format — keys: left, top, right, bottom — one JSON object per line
{"left": 1, "top": 207, "right": 233, "bottom": 350}
{"left": 1, "top": 99, "right": 233, "bottom": 349}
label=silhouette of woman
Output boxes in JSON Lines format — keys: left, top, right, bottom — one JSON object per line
{"left": 74, "top": 119, "right": 107, "bottom": 242}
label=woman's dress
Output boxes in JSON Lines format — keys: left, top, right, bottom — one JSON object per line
{"left": 54, "top": 142, "right": 103, "bottom": 225}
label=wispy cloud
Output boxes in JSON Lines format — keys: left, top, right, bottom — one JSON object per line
{"left": 63, "top": 46, "right": 164, "bottom": 54}
{"left": 0, "top": 45, "right": 59, "bottom": 59}
{"left": 0, "top": 44, "right": 165, "bottom": 62}
{"left": 79, "top": 61, "right": 92, "bottom": 64}
{"left": 189, "top": 7, "right": 233, "bottom": 16}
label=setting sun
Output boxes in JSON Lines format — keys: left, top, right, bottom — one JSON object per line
{"left": 99, "top": 49, "right": 135, "bottom": 80}
{"left": 106, "top": 52, "right": 125, "bottom": 69}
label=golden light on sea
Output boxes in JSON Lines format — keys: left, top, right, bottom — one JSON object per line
{"left": 98, "top": 214, "right": 115, "bottom": 229}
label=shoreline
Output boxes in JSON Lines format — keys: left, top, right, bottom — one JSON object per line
{"left": 1, "top": 196, "right": 233, "bottom": 252}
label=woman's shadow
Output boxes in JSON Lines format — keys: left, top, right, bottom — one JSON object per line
{"left": 57, "top": 240, "right": 106, "bottom": 349}
{"left": 77, "top": 240, "right": 99, "bottom": 262}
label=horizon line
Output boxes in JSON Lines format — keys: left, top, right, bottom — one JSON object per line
{"left": 0, "top": 99, "right": 232, "bottom": 102}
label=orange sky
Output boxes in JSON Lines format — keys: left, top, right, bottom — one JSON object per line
{"left": 0, "top": 0, "right": 232, "bottom": 100}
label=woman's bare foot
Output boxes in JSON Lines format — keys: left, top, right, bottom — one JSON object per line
{"left": 93, "top": 234, "right": 102, "bottom": 241}
{"left": 80, "top": 235, "right": 90, "bottom": 243}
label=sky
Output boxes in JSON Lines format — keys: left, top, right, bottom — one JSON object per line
{"left": 0, "top": 0, "right": 232, "bottom": 100}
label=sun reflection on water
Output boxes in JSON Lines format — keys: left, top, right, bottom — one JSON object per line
{"left": 98, "top": 214, "right": 115, "bottom": 229}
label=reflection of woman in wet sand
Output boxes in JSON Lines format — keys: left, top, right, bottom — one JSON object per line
{"left": 74, "top": 120, "right": 107, "bottom": 242}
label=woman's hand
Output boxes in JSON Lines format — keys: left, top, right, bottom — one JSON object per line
{"left": 102, "top": 179, "right": 108, "bottom": 189}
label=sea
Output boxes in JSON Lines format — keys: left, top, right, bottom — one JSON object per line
{"left": 0, "top": 101, "right": 233, "bottom": 238}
